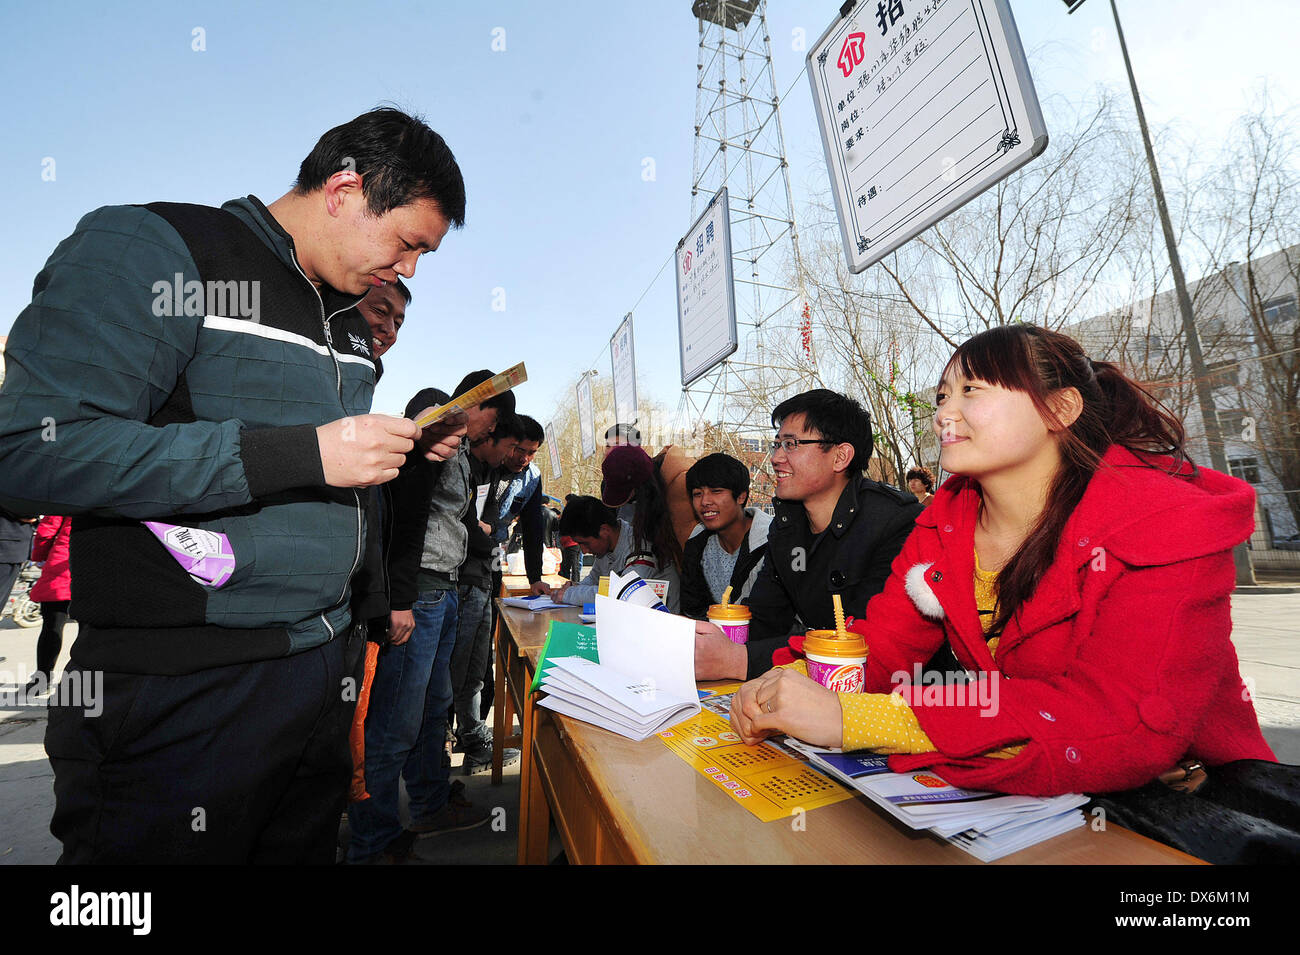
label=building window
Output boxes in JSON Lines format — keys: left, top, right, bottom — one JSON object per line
{"left": 1206, "top": 358, "right": 1239, "bottom": 388}
{"left": 1228, "top": 457, "right": 1261, "bottom": 484}
{"left": 1217, "top": 408, "right": 1251, "bottom": 437}
{"left": 1263, "top": 295, "right": 1297, "bottom": 325}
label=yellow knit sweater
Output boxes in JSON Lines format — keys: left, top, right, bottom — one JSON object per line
{"left": 828, "top": 552, "right": 1023, "bottom": 757}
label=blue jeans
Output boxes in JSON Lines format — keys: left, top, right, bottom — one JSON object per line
{"left": 450, "top": 582, "right": 493, "bottom": 751}
{"left": 347, "top": 587, "right": 458, "bottom": 860}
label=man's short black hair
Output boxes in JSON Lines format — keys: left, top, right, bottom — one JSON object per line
{"left": 492, "top": 411, "right": 526, "bottom": 443}
{"left": 557, "top": 495, "right": 617, "bottom": 539}
{"left": 453, "top": 370, "right": 516, "bottom": 414}
{"left": 603, "top": 423, "right": 641, "bottom": 446}
{"left": 295, "top": 107, "right": 467, "bottom": 226}
{"left": 771, "top": 389, "right": 873, "bottom": 473}
{"left": 517, "top": 414, "right": 545, "bottom": 445}
{"left": 685, "top": 453, "right": 750, "bottom": 502}
{"left": 393, "top": 277, "right": 412, "bottom": 304}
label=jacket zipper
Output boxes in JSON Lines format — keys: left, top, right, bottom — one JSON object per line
{"left": 286, "top": 251, "right": 366, "bottom": 639}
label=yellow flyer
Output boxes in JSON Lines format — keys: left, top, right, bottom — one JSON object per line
{"left": 657, "top": 689, "right": 852, "bottom": 823}
{"left": 412, "top": 362, "right": 527, "bottom": 427}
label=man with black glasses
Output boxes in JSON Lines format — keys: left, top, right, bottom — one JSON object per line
{"left": 693, "top": 390, "right": 921, "bottom": 681}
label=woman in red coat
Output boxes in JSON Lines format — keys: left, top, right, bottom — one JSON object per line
{"left": 28, "top": 514, "right": 71, "bottom": 691}
{"left": 731, "top": 325, "right": 1275, "bottom": 797}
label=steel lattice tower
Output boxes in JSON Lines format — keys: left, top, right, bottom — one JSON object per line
{"left": 679, "top": 0, "right": 817, "bottom": 462}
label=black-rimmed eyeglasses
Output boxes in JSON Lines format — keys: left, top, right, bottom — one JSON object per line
{"left": 770, "top": 438, "right": 832, "bottom": 455}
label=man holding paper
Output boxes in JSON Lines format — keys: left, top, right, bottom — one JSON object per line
{"left": 0, "top": 108, "right": 468, "bottom": 863}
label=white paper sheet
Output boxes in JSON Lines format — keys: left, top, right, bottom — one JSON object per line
{"left": 594, "top": 593, "right": 698, "bottom": 703}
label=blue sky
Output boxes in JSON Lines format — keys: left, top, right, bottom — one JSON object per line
{"left": 4, "top": 0, "right": 1299, "bottom": 431}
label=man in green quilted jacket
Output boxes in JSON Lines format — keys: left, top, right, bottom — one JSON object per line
{"left": 0, "top": 108, "right": 467, "bottom": 864}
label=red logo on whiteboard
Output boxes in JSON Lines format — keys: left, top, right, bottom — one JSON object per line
{"left": 838, "top": 32, "right": 865, "bottom": 78}
{"left": 683, "top": 250, "right": 693, "bottom": 273}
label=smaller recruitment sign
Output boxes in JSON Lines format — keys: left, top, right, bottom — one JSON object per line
{"left": 675, "top": 187, "right": 737, "bottom": 387}
{"left": 545, "top": 421, "right": 562, "bottom": 478}
{"left": 610, "top": 313, "right": 638, "bottom": 428}
{"left": 576, "top": 373, "right": 596, "bottom": 460}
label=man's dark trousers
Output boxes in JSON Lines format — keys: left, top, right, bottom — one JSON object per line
{"left": 46, "top": 627, "right": 361, "bottom": 864}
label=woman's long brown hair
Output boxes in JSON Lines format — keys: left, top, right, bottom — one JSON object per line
{"left": 944, "top": 325, "right": 1187, "bottom": 637}
{"left": 632, "top": 463, "right": 684, "bottom": 572}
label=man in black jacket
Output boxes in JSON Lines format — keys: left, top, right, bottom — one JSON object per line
{"left": 693, "top": 390, "right": 922, "bottom": 681}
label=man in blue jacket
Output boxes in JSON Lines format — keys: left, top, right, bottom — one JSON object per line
{"left": 0, "top": 108, "right": 467, "bottom": 864}
{"left": 494, "top": 415, "right": 548, "bottom": 592}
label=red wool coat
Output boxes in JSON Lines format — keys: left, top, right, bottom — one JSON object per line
{"left": 851, "top": 446, "right": 1275, "bottom": 796}
{"left": 30, "top": 515, "right": 71, "bottom": 603}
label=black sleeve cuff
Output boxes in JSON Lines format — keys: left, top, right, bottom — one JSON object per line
{"left": 353, "top": 592, "right": 389, "bottom": 622}
{"left": 240, "top": 425, "right": 326, "bottom": 498}
{"left": 745, "top": 636, "right": 784, "bottom": 680}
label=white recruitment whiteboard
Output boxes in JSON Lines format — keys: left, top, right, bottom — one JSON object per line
{"left": 675, "top": 187, "right": 737, "bottom": 387}
{"left": 545, "top": 421, "right": 561, "bottom": 479}
{"left": 808, "top": 0, "right": 1047, "bottom": 273}
{"left": 576, "top": 373, "right": 596, "bottom": 460}
{"left": 610, "top": 314, "right": 638, "bottom": 428}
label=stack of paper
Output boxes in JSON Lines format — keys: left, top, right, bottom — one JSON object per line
{"left": 539, "top": 657, "right": 699, "bottom": 740}
{"left": 501, "top": 594, "right": 567, "bottom": 612}
{"left": 528, "top": 620, "right": 598, "bottom": 694}
{"left": 786, "top": 741, "right": 1087, "bottom": 862}
{"left": 535, "top": 594, "right": 700, "bottom": 742}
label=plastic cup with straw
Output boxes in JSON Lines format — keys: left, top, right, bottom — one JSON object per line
{"left": 707, "top": 585, "right": 751, "bottom": 645}
{"left": 804, "top": 593, "right": 869, "bottom": 692}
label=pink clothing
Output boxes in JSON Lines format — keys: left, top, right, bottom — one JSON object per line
{"left": 30, "top": 515, "right": 71, "bottom": 603}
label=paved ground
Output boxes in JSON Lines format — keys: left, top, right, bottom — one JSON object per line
{"left": 1, "top": 590, "right": 1296, "bottom": 864}
{"left": 0, "top": 618, "right": 532, "bottom": 865}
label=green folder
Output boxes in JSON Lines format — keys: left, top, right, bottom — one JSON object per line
{"left": 529, "top": 620, "right": 599, "bottom": 694}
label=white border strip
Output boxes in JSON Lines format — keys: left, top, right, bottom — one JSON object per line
{"left": 203, "top": 315, "right": 375, "bottom": 372}
{"left": 203, "top": 315, "right": 329, "bottom": 355}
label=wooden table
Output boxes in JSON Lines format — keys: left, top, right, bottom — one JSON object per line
{"left": 488, "top": 575, "right": 569, "bottom": 785}
{"left": 496, "top": 602, "right": 1203, "bottom": 865}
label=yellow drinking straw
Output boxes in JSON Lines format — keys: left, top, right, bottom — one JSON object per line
{"left": 832, "top": 593, "right": 847, "bottom": 639}
{"left": 720, "top": 586, "right": 733, "bottom": 606}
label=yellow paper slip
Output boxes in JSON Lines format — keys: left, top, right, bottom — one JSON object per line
{"left": 657, "top": 689, "right": 852, "bottom": 823}
{"left": 412, "top": 362, "right": 528, "bottom": 427}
